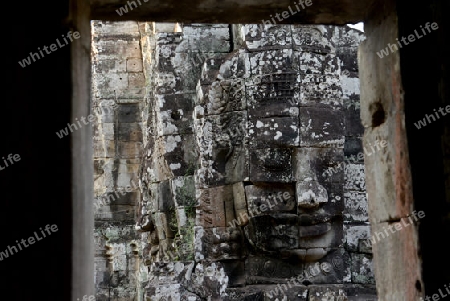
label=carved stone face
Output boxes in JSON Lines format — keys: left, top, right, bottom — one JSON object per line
{"left": 139, "top": 25, "right": 348, "bottom": 293}
{"left": 245, "top": 146, "right": 344, "bottom": 262}
{"left": 195, "top": 25, "right": 345, "bottom": 281}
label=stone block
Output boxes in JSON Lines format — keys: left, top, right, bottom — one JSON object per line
{"left": 308, "top": 284, "right": 347, "bottom": 301}
{"left": 96, "top": 191, "right": 139, "bottom": 206}
{"left": 231, "top": 182, "right": 249, "bottom": 226}
{"left": 223, "top": 286, "right": 267, "bottom": 300}
{"left": 358, "top": 238, "right": 373, "bottom": 254}
{"left": 250, "top": 148, "right": 294, "bottom": 183}
{"left": 141, "top": 139, "right": 173, "bottom": 184}
{"left": 171, "top": 176, "right": 196, "bottom": 208}
{"left": 99, "top": 123, "right": 115, "bottom": 141}
{"left": 155, "top": 71, "right": 183, "bottom": 95}
{"left": 221, "top": 260, "right": 246, "bottom": 287}
{"left": 174, "top": 52, "right": 209, "bottom": 91}
{"left": 343, "top": 284, "right": 377, "bottom": 301}
{"left": 197, "top": 147, "right": 249, "bottom": 188}
{"left": 110, "top": 286, "right": 138, "bottom": 301}
{"left": 154, "top": 212, "right": 176, "bottom": 239}
{"left": 245, "top": 214, "right": 299, "bottom": 251}
{"left": 93, "top": 58, "right": 127, "bottom": 73}
{"left": 95, "top": 288, "right": 109, "bottom": 301}
{"left": 145, "top": 283, "right": 202, "bottom": 301}
{"left": 94, "top": 139, "right": 115, "bottom": 158}
{"left": 94, "top": 205, "right": 135, "bottom": 222}
{"left": 300, "top": 74, "right": 342, "bottom": 106}
{"left": 197, "top": 54, "right": 230, "bottom": 85}
{"left": 294, "top": 147, "right": 344, "bottom": 185}
{"left": 96, "top": 102, "right": 115, "bottom": 123}
{"left": 245, "top": 256, "right": 304, "bottom": 281}
{"left": 330, "top": 26, "right": 366, "bottom": 48}
{"left": 217, "top": 52, "right": 250, "bottom": 80}
{"left": 156, "top": 93, "right": 195, "bottom": 112}
{"left": 199, "top": 79, "right": 247, "bottom": 115}
{"left": 156, "top": 109, "right": 194, "bottom": 136}
{"left": 343, "top": 192, "right": 368, "bottom": 222}
{"left": 296, "top": 180, "right": 329, "bottom": 209}
{"left": 159, "top": 134, "right": 197, "bottom": 177}
{"left": 94, "top": 229, "right": 108, "bottom": 257}
{"left": 96, "top": 40, "right": 141, "bottom": 60}
{"left": 245, "top": 252, "right": 345, "bottom": 285}
{"left": 198, "top": 227, "right": 245, "bottom": 261}
{"left": 247, "top": 96, "right": 299, "bottom": 119}
{"left": 94, "top": 158, "right": 139, "bottom": 191}
{"left": 94, "top": 257, "right": 110, "bottom": 289}
{"left": 115, "top": 87, "right": 145, "bottom": 99}
{"left": 265, "top": 285, "right": 309, "bottom": 301}
{"left": 187, "top": 260, "right": 232, "bottom": 300}
{"left": 196, "top": 185, "right": 235, "bottom": 228}
{"left": 153, "top": 22, "right": 178, "bottom": 33}
{"left": 344, "top": 98, "right": 364, "bottom": 136}
{"left": 183, "top": 25, "right": 231, "bottom": 53}
{"left": 343, "top": 137, "right": 363, "bottom": 162}
{"left": 344, "top": 164, "right": 365, "bottom": 192}
{"left": 296, "top": 181, "right": 344, "bottom": 218}
{"left": 245, "top": 68, "right": 300, "bottom": 108}
{"left": 116, "top": 98, "right": 141, "bottom": 104}
{"left": 291, "top": 25, "right": 334, "bottom": 54}
{"left": 126, "top": 58, "right": 143, "bottom": 72}
{"left": 249, "top": 49, "right": 296, "bottom": 76}
{"left": 93, "top": 72, "right": 128, "bottom": 99}
{"left": 350, "top": 253, "right": 375, "bottom": 284}
{"left": 340, "top": 68, "right": 361, "bottom": 100}
{"left": 92, "top": 21, "right": 140, "bottom": 37}
{"left": 200, "top": 111, "right": 248, "bottom": 149}
{"left": 301, "top": 249, "right": 347, "bottom": 284}
{"left": 117, "top": 104, "right": 141, "bottom": 123}
{"left": 242, "top": 24, "right": 292, "bottom": 51}
{"left": 298, "top": 51, "right": 340, "bottom": 75}
{"left": 117, "top": 141, "right": 143, "bottom": 159}
{"left": 343, "top": 225, "right": 371, "bottom": 253}
{"left": 155, "top": 180, "right": 174, "bottom": 212}
{"left": 245, "top": 184, "right": 296, "bottom": 215}
{"left": 299, "top": 105, "right": 345, "bottom": 147}
{"left": 128, "top": 72, "right": 145, "bottom": 88}
{"left": 232, "top": 182, "right": 247, "bottom": 211}
{"left": 249, "top": 117, "right": 300, "bottom": 147}
{"left": 341, "top": 77, "right": 361, "bottom": 115}
{"left": 118, "top": 123, "right": 143, "bottom": 142}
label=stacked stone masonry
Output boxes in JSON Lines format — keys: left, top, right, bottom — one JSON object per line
{"left": 91, "top": 21, "right": 376, "bottom": 301}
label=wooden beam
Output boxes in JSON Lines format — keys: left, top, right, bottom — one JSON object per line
{"left": 90, "top": 0, "right": 375, "bottom": 24}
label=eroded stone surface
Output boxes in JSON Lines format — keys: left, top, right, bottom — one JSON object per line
{"left": 92, "top": 22, "right": 375, "bottom": 301}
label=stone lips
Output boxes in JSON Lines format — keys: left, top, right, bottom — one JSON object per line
{"left": 245, "top": 213, "right": 343, "bottom": 260}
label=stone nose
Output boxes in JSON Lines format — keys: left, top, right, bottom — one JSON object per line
{"left": 296, "top": 180, "right": 328, "bottom": 209}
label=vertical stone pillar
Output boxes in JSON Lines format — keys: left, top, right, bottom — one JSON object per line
{"left": 71, "top": 0, "right": 94, "bottom": 300}
{"left": 359, "top": 0, "right": 424, "bottom": 299}
{"left": 91, "top": 20, "right": 145, "bottom": 300}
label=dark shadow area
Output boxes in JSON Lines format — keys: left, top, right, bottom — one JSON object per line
{"left": 2, "top": 0, "right": 449, "bottom": 300}
{"left": 0, "top": 1, "right": 72, "bottom": 300}
{"left": 399, "top": 0, "right": 450, "bottom": 295}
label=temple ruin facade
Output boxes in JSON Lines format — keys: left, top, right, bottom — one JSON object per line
{"left": 92, "top": 21, "right": 376, "bottom": 300}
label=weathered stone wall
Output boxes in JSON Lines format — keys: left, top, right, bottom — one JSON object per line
{"left": 92, "top": 22, "right": 375, "bottom": 300}
{"left": 91, "top": 20, "right": 145, "bottom": 301}
{"left": 331, "top": 26, "right": 376, "bottom": 287}
{"left": 136, "top": 23, "right": 233, "bottom": 301}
